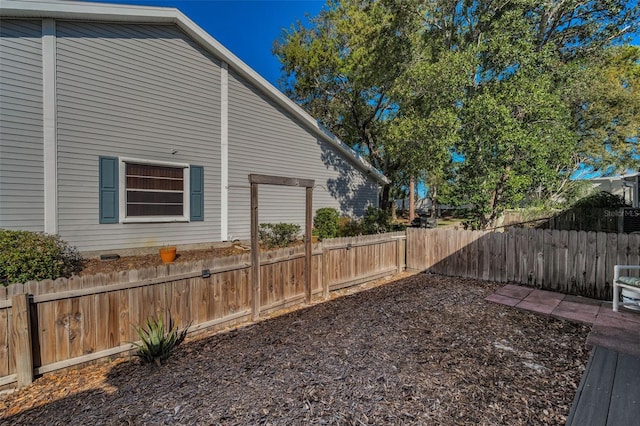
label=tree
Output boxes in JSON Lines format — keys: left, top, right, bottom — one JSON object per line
{"left": 275, "top": 0, "right": 640, "bottom": 225}
{"left": 274, "top": 0, "right": 423, "bottom": 209}
{"left": 564, "top": 45, "right": 640, "bottom": 176}
{"left": 402, "top": 0, "right": 640, "bottom": 228}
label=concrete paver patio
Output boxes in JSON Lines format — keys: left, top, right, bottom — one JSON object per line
{"left": 486, "top": 284, "right": 640, "bottom": 357}
{"left": 488, "top": 284, "right": 640, "bottom": 425}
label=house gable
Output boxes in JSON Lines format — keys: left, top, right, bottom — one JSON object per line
{"left": 0, "top": 1, "right": 387, "bottom": 251}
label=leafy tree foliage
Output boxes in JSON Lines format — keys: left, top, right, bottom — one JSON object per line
{"left": 274, "top": 0, "right": 423, "bottom": 208}
{"left": 565, "top": 45, "right": 640, "bottom": 176}
{"left": 275, "top": 0, "right": 640, "bottom": 227}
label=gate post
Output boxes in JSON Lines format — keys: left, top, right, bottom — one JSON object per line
{"left": 250, "top": 182, "right": 260, "bottom": 321}
{"left": 11, "top": 293, "right": 33, "bottom": 388}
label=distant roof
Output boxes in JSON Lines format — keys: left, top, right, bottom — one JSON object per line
{"left": 590, "top": 172, "right": 640, "bottom": 182}
{"left": 620, "top": 172, "right": 640, "bottom": 181}
{"left": 0, "top": 0, "right": 390, "bottom": 185}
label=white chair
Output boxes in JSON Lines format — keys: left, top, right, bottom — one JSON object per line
{"left": 613, "top": 265, "right": 640, "bottom": 312}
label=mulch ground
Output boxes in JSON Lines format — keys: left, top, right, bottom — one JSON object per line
{"left": 79, "top": 245, "right": 249, "bottom": 276}
{"left": 0, "top": 273, "right": 590, "bottom": 425}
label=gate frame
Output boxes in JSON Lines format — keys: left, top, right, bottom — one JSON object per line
{"left": 249, "top": 174, "right": 314, "bottom": 320}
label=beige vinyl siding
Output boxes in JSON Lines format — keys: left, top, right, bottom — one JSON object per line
{"left": 227, "top": 70, "right": 379, "bottom": 240}
{"left": 55, "top": 22, "right": 221, "bottom": 252}
{"left": 0, "top": 19, "right": 44, "bottom": 231}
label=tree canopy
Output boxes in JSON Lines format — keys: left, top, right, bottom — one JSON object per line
{"left": 274, "top": 0, "right": 640, "bottom": 227}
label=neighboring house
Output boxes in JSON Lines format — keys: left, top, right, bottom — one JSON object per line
{"left": 590, "top": 172, "right": 640, "bottom": 208}
{"left": 394, "top": 198, "right": 431, "bottom": 214}
{"left": 0, "top": 0, "right": 388, "bottom": 253}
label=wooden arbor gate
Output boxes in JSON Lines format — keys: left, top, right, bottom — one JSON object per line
{"left": 249, "top": 174, "right": 314, "bottom": 320}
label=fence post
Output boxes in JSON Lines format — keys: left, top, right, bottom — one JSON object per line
{"left": 305, "top": 187, "right": 312, "bottom": 304}
{"left": 11, "top": 293, "right": 33, "bottom": 388}
{"left": 250, "top": 182, "right": 260, "bottom": 321}
{"left": 322, "top": 248, "right": 329, "bottom": 299}
{"left": 396, "top": 238, "right": 402, "bottom": 274}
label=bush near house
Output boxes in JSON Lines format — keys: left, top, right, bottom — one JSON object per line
{"left": 535, "top": 191, "right": 630, "bottom": 233}
{"left": 571, "top": 191, "right": 628, "bottom": 209}
{"left": 362, "top": 206, "right": 406, "bottom": 234}
{"left": 258, "top": 223, "right": 301, "bottom": 248}
{"left": 313, "top": 208, "right": 340, "bottom": 240}
{"left": 338, "top": 217, "right": 363, "bottom": 237}
{"left": 0, "top": 229, "right": 84, "bottom": 286}
{"left": 335, "top": 207, "right": 406, "bottom": 237}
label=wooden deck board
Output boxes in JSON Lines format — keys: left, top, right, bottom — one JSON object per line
{"left": 607, "top": 352, "right": 640, "bottom": 425}
{"left": 567, "top": 346, "right": 617, "bottom": 426}
{"left": 567, "top": 346, "right": 640, "bottom": 426}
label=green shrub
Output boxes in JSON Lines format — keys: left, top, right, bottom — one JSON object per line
{"left": 335, "top": 208, "right": 406, "bottom": 237}
{"left": 390, "top": 222, "right": 407, "bottom": 232}
{"left": 571, "top": 191, "right": 629, "bottom": 209}
{"left": 0, "top": 229, "right": 84, "bottom": 286}
{"left": 362, "top": 206, "right": 392, "bottom": 234}
{"left": 133, "top": 313, "right": 189, "bottom": 367}
{"left": 361, "top": 207, "right": 407, "bottom": 234}
{"left": 338, "top": 217, "right": 363, "bottom": 237}
{"left": 313, "top": 208, "right": 340, "bottom": 239}
{"left": 258, "top": 223, "right": 301, "bottom": 248}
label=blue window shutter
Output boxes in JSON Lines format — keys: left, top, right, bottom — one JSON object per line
{"left": 190, "top": 165, "right": 204, "bottom": 221}
{"left": 99, "top": 156, "right": 119, "bottom": 224}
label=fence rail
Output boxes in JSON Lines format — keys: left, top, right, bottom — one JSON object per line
{"left": 0, "top": 232, "right": 405, "bottom": 388}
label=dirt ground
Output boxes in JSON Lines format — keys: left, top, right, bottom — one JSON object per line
{"left": 79, "top": 245, "right": 250, "bottom": 276}
{"left": 0, "top": 274, "right": 590, "bottom": 425}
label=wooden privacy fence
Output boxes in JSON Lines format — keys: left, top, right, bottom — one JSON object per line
{"left": 407, "top": 227, "right": 640, "bottom": 300}
{"left": 0, "top": 232, "right": 405, "bottom": 388}
{"left": 11, "top": 226, "right": 638, "bottom": 389}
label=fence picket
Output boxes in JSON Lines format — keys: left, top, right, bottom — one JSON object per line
{"left": 574, "top": 231, "right": 586, "bottom": 295}
{"left": 506, "top": 229, "right": 516, "bottom": 282}
{"left": 595, "top": 233, "right": 607, "bottom": 299}
{"left": 567, "top": 231, "right": 578, "bottom": 294}
{"left": 68, "top": 276, "right": 83, "bottom": 359}
{"left": 0, "top": 287, "right": 8, "bottom": 378}
{"left": 605, "top": 233, "right": 618, "bottom": 298}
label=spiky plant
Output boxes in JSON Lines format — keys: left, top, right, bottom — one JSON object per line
{"left": 133, "top": 313, "right": 189, "bottom": 367}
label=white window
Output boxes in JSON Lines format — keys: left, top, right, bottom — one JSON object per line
{"left": 119, "top": 158, "right": 190, "bottom": 223}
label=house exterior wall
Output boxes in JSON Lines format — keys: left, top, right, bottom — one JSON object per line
{"left": 0, "top": 12, "right": 383, "bottom": 251}
{"left": 55, "top": 22, "right": 222, "bottom": 251}
{"left": 227, "top": 70, "right": 379, "bottom": 240}
{"left": 0, "top": 20, "right": 44, "bottom": 231}
{"left": 590, "top": 178, "right": 634, "bottom": 205}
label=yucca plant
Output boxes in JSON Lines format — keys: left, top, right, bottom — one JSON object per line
{"left": 132, "top": 313, "right": 189, "bottom": 367}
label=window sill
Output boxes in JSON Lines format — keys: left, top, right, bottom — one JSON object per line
{"left": 123, "top": 216, "right": 189, "bottom": 224}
